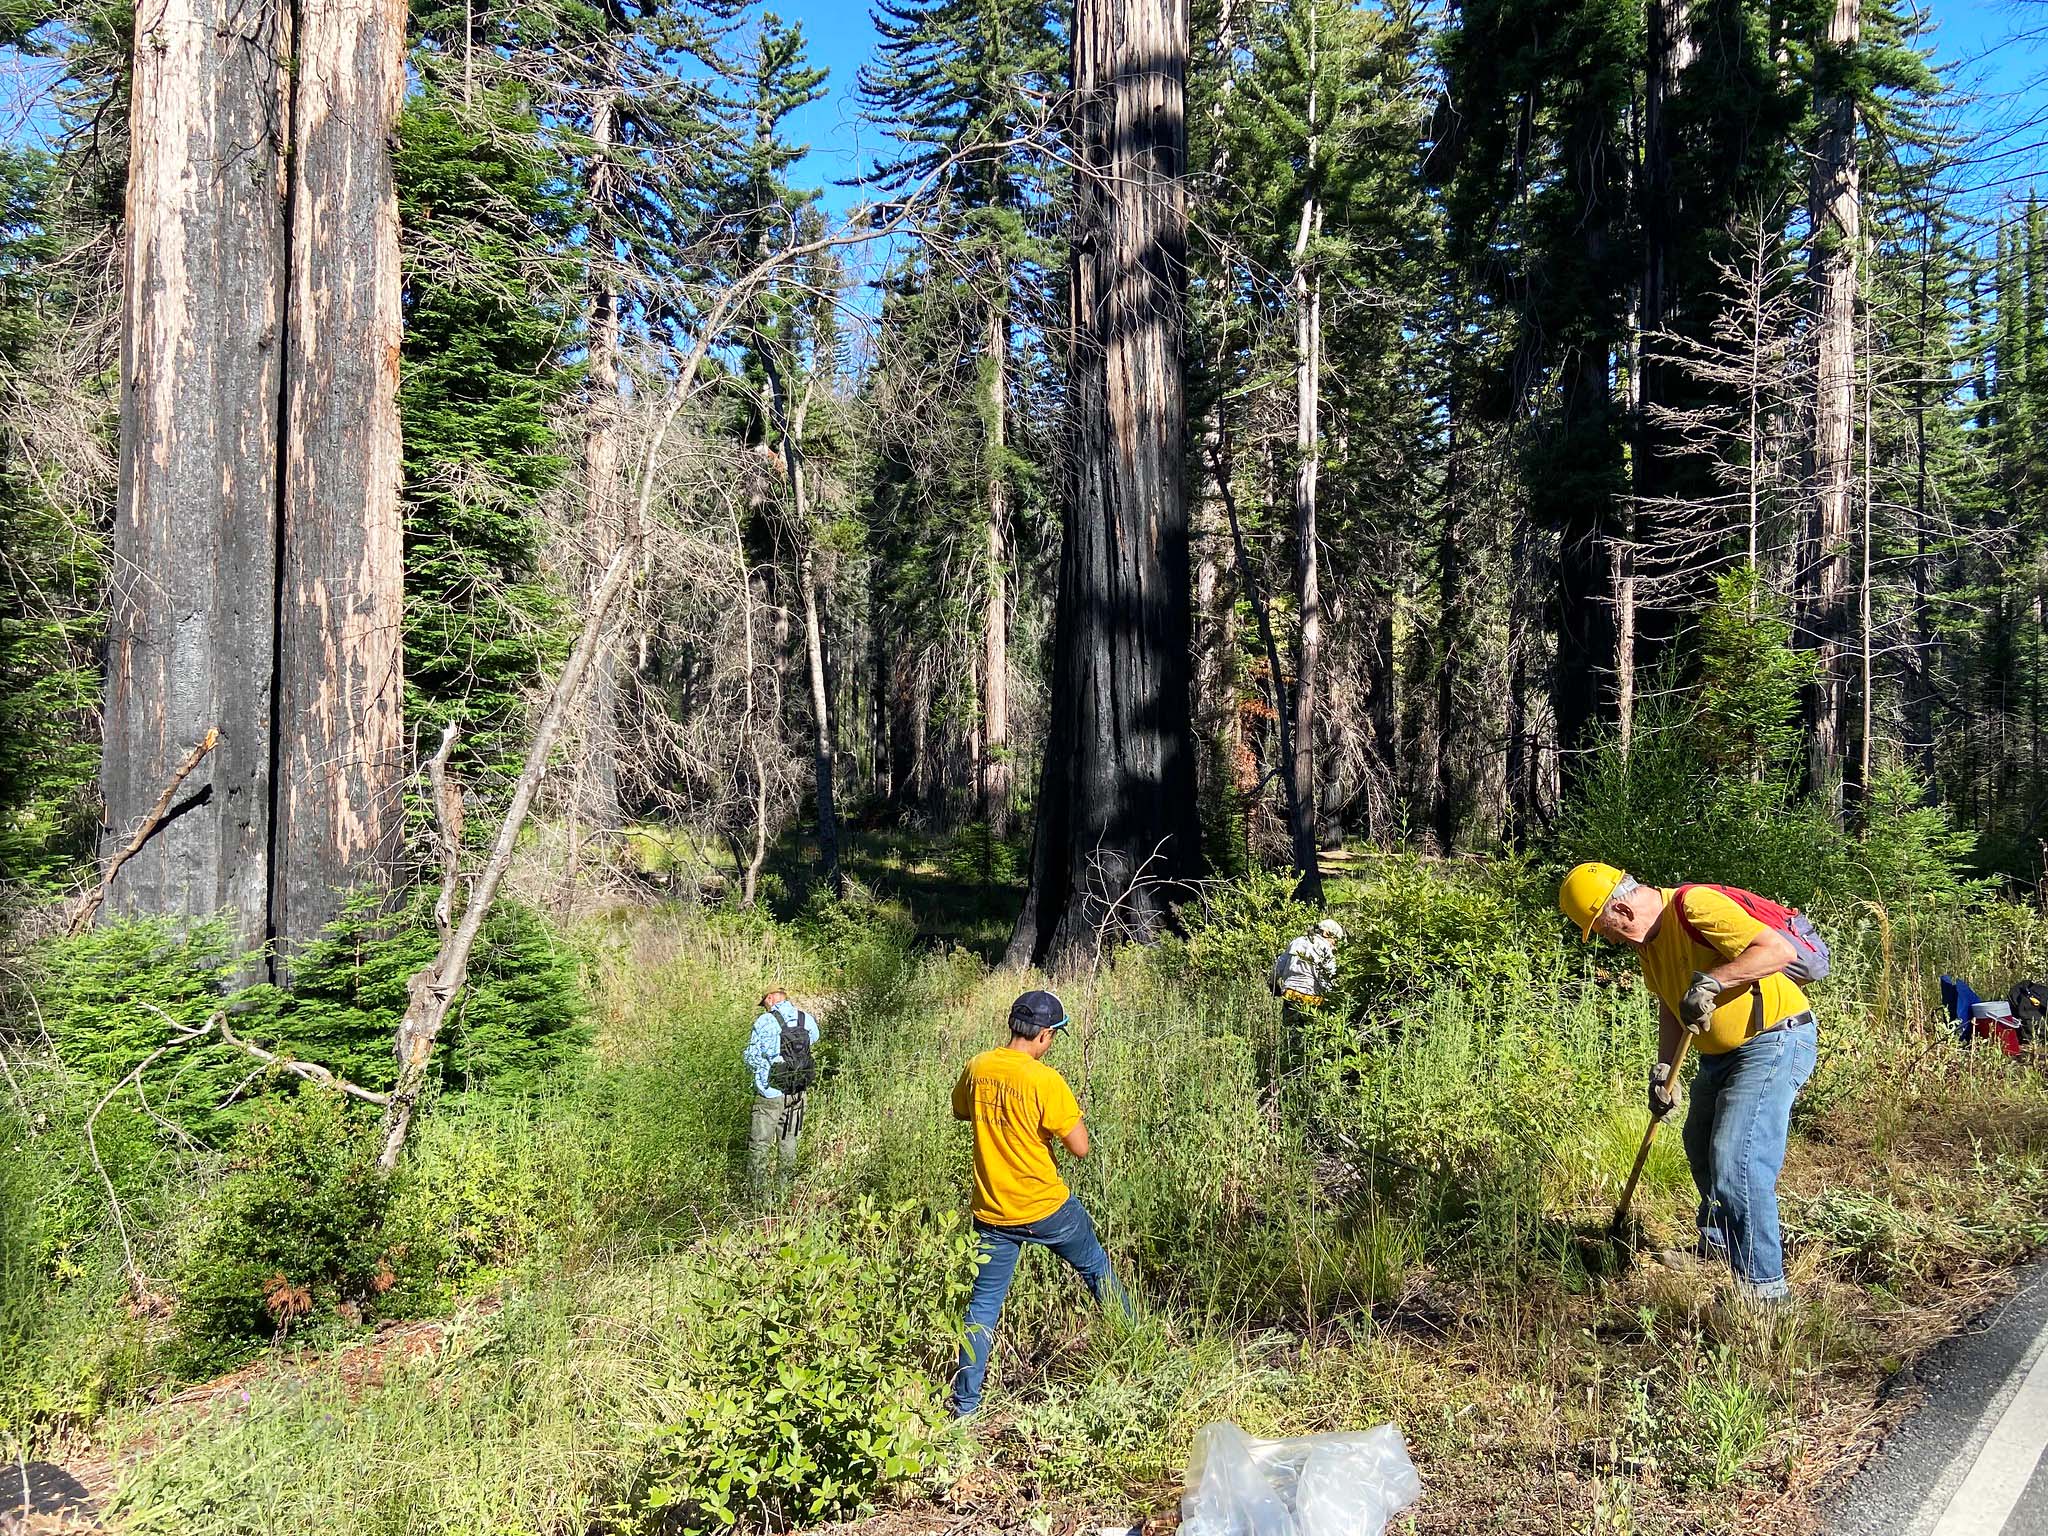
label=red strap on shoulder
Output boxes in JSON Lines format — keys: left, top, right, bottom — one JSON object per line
{"left": 1671, "top": 884, "right": 1709, "bottom": 949}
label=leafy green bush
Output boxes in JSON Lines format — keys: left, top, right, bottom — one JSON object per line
{"left": 1171, "top": 869, "right": 1319, "bottom": 992}
{"left": 390, "top": 1100, "right": 549, "bottom": 1283}
{"left": 0, "top": 1055, "right": 166, "bottom": 1440}
{"left": 621, "top": 1201, "right": 977, "bottom": 1534}
{"left": 1337, "top": 986, "right": 1639, "bottom": 1256}
{"left": 1555, "top": 571, "right": 1981, "bottom": 919}
{"left": 171, "top": 1095, "right": 434, "bottom": 1367}
{"left": 30, "top": 894, "right": 589, "bottom": 1142}
{"left": 273, "top": 892, "right": 590, "bottom": 1096}
{"left": 1336, "top": 854, "right": 1560, "bottom": 1002}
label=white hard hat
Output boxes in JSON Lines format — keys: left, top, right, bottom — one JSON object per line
{"left": 1316, "top": 918, "right": 1346, "bottom": 943}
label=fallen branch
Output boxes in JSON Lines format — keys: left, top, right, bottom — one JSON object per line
{"left": 130, "top": 999, "right": 392, "bottom": 1107}
{"left": 425, "top": 723, "right": 463, "bottom": 954}
{"left": 376, "top": 531, "right": 647, "bottom": 1172}
{"left": 85, "top": 997, "right": 391, "bottom": 1312}
{"left": 71, "top": 726, "right": 220, "bottom": 936}
{"left": 369, "top": 154, "right": 990, "bottom": 1172}
{"left": 217, "top": 1015, "right": 392, "bottom": 1107}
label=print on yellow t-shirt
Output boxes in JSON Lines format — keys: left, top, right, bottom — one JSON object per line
{"left": 1640, "top": 886, "right": 1811, "bottom": 1054}
{"left": 953, "top": 1047, "right": 1082, "bottom": 1226}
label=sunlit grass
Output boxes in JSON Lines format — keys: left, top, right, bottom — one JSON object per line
{"left": 99, "top": 861, "right": 2048, "bottom": 1535}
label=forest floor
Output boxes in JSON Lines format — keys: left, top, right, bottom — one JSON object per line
{"left": 6, "top": 1316, "right": 461, "bottom": 1534}
{"left": 24, "top": 835, "right": 2048, "bottom": 1536}
{"left": 27, "top": 1105, "right": 2048, "bottom": 1536}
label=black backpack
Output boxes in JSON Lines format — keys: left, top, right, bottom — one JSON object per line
{"left": 2008, "top": 981, "right": 2047, "bottom": 1044}
{"left": 767, "top": 1010, "right": 817, "bottom": 1094}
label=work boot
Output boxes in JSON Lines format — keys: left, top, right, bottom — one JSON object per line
{"left": 1731, "top": 1283, "right": 1791, "bottom": 1314}
{"left": 1652, "top": 1248, "right": 1707, "bottom": 1274}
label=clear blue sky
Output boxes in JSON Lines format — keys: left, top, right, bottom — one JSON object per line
{"left": 0, "top": 2, "right": 2038, "bottom": 219}
{"left": 780, "top": 8, "right": 902, "bottom": 219}
{"left": 784, "top": 0, "right": 2048, "bottom": 217}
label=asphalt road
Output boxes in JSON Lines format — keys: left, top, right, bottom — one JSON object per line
{"left": 1829, "top": 1257, "right": 2048, "bottom": 1536}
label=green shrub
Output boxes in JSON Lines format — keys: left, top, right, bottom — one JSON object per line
{"left": 388, "top": 1102, "right": 548, "bottom": 1283}
{"left": 621, "top": 1201, "right": 978, "bottom": 1534}
{"left": 1555, "top": 573, "right": 1981, "bottom": 919}
{"left": 941, "top": 820, "right": 1029, "bottom": 888}
{"left": 171, "top": 1095, "right": 433, "bottom": 1368}
{"left": 30, "top": 895, "right": 589, "bottom": 1142}
{"left": 1172, "top": 869, "right": 1319, "bottom": 992}
{"left": 272, "top": 892, "right": 591, "bottom": 1096}
{"left": 0, "top": 1054, "right": 167, "bottom": 1440}
{"left": 1336, "top": 985, "right": 1639, "bottom": 1258}
{"left": 1336, "top": 853, "right": 1560, "bottom": 1002}
{"left": 26, "top": 918, "right": 244, "bottom": 1093}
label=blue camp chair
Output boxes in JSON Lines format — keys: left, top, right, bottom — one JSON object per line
{"left": 1941, "top": 975, "right": 1983, "bottom": 1043}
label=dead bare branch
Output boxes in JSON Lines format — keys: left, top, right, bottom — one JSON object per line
{"left": 70, "top": 727, "right": 220, "bottom": 936}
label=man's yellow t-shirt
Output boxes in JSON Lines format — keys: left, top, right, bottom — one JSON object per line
{"left": 1641, "top": 886, "right": 1811, "bottom": 1054}
{"left": 953, "top": 1047, "right": 1082, "bottom": 1226}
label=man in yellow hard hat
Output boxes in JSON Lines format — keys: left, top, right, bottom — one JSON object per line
{"left": 1559, "top": 863, "right": 1817, "bottom": 1301}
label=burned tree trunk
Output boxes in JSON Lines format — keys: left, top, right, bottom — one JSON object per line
{"left": 102, "top": 0, "right": 289, "bottom": 954}
{"left": 271, "top": 0, "right": 408, "bottom": 960}
{"left": 1804, "top": 0, "right": 1860, "bottom": 812}
{"left": 982, "top": 296, "right": 1013, "bottom": 835}
{"left": 1010, "top": 0, "right": 1200, "bottom": 968}
{"left": 576, "top": 91, "right": 626, "bottom": 837}
{"left": 1289, "top": 203, "right": 1324, "bottom": 900}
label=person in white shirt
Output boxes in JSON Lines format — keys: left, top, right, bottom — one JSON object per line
{"left": 1270, "top": 918, "right": 1346, "bottom": 1005}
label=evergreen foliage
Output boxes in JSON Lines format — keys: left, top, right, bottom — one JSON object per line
{"left": 395, "top": 86, "right": 577, "bottom": 774}
{"left": 0, "top": 149, "right": 102, "bottom": 888}
{"left": 1558, "top": 572, "right": 1976, "bottom": 911}
{"left": 170, "top": 1095, "right": 434, "bottom": 1366}
{"left": 855, "top": 0, "right": 1064, "bottom": 819}
{"left": 28, "top": 897, "right": 589, "bottom": 1144}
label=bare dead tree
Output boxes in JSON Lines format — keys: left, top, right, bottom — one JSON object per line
{"left": 1633, "top": 210, "right": 1808, "bottom": 621}
{"left": 374, "top": 159, "right": 978, "bottom": 1168}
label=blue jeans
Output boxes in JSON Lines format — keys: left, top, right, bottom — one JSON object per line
{"left": 1681, "top": 1016, "right": 1817, "bottom": 1299}
{"left": 950, "top": 1196, "right": 1126, "bottom": 1415}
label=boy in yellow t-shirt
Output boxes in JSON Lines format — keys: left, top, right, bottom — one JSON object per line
{"left": 1560, "top": 866, "right": 1819, "bottom": 1301}
{"left": 948, "top": 989, "right": 1128, "bottom": 1417}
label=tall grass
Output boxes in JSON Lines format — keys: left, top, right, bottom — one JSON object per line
{"left": 63, "top": 864, "right": 2048, "bottom": 1533}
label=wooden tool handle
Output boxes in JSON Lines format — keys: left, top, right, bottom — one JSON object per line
{"left": 1611, "top": 1034, "right": 1694, "bottom": 1235}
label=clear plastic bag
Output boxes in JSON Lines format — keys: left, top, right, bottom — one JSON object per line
{"left": 1180, "top": 1422, "right": 1421, "bottom": 1536}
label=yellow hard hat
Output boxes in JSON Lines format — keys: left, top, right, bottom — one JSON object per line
{"left": 1559, "top": 862, "right": 1626, "bottom": 940}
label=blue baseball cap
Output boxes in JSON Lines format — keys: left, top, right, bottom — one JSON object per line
{"left": 1008, "top": 989, "right": 1069, "bottom": 1037}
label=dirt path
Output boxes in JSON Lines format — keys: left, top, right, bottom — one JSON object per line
{"left": 2, "top": 1313, "right": 467, "bottom": 1536}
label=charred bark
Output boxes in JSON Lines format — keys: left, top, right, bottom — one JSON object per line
{"left": 271, "top": 0, "right": 408, "bottom": 961}
{"left": 1633, "top": 0, "right": 1695, "bottom": 527}
{"left": 102, "top": 0, "right": 290, "bottom": 954}
{"left": 1009, "top": 0, "right": 1201, "bottom": 968}
{"left": 1803, "top": 0, "right": 1860, "bottom": 812}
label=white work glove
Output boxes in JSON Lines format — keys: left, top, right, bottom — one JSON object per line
{"left": 1680, "top": 971, "right": 1724, "bottom": 1035}
{"left": 1648, "top": 1061, "right": 1681, "bottom": 1121}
